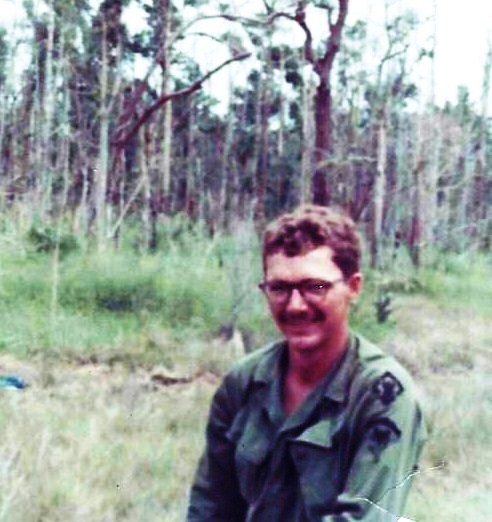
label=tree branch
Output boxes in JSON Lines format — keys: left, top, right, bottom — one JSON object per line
{"left": 268, "top": 3, "right": 316, "bottom": 65}
{"left": 262, "top": 0, "right": 274, "bottom": 15}
{"left": 187, "top": 31, "right": 225, "bottom": 45}
{"left": 169, "top": 14, "right": 262, "bottom": 49}
{"left": 112, "top": 52, "right": 251, "bottom": 147}
{"left": 319, "top": 0, "right": 349, "bottom": 73}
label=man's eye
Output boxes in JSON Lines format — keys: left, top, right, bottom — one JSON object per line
{"left": 269, "top": 283, "right": 289, "bottom": 293}
{"left": 304, "top": 282, "right": 328, "bottom": 293}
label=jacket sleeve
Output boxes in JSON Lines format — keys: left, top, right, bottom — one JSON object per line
{"left": 321, "top": 371, "right": 427, "bottom": 522}
{"left": 187, "top": 374, "right": 247, "bottom": 522}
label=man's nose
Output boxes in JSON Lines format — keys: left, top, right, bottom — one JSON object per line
{"left": 285, "top": 288, "right": 309, "bottom": 311}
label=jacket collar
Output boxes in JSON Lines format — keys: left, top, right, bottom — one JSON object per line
{"left": 252, "top": 339, "right": 287, "bottom": 386}
{"left": 321, "top": 334, "right": 357, "bottom": 404}
{"left": 251, "top": 335, "right": 358, "bottom": 405}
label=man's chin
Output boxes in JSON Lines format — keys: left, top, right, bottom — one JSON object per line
{"left": 285, "top": 333, "right": 322, "bottom": 353}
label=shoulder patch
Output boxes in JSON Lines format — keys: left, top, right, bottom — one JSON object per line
{"left": 366, "top": 417, "right": 402, "bottom": 460}
{"left": 372, "top": 371, "right": 404, "bottom": 406}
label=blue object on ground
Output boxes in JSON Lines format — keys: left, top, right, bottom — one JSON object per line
{"left": 0, "top": 375, "right": 27, "bottom": 390}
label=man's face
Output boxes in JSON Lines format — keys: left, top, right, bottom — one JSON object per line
{"left": 263, "top": 246, "right": 362, "bottom": 355}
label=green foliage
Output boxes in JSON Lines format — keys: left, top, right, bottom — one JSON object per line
{"left": 59, "top": 256, "right": 164, "bottom": 312}
{"left": 27, "top": 223, "right": 79, "bottom": 256}
{"left": 1, "top": 220, "right": 490, "bottom": 361}
{"left": 58, "top": 247, "right": 228, "bottom": 330}
{"left": 0, "top": 27, "right": 8, "bottom": 85}
{"left": 412, "top": 251, "right": 492, "bottom": 315}
{"left": 0, "top": 221, "right": 259, "bottom": 357}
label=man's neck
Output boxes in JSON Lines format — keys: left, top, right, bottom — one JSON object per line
{"left": 287, "top": 330, "right": 349, "bottom": 386}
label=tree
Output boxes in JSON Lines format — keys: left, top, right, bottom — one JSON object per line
{"left": 270, "top": 0, "right": 349, "bottom": 204}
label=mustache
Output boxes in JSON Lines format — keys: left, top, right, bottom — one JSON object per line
{"left": 278, "top": 308, "right": 325, "bottom": 324}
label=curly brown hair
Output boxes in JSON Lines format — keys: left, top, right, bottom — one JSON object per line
{"left": 262, "top": 205, "right": 361, "bottom": 278}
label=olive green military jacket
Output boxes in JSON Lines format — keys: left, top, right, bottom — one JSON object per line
{"left": 187, "top": 334, "right": 426, "bottom": 521}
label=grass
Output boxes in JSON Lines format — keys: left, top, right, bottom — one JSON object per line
{"left": 0, "top": 368, "right": 213, "bottom": 521}
{"left": 0, "top": 218, "right": 276, "bottom": 360}
{"left": 0, "top": 220, "right": 490, "bottom": 520}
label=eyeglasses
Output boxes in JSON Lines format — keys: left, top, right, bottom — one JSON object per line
{"left": 258, "top": 278, "right": 345, "bottom": 304}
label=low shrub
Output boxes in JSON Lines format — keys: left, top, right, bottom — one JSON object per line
{"left": 59, "top": 256, "right": 164, "bottom": 313}
{"left": 27, "top": 223, "right": 79, "bottom": 257}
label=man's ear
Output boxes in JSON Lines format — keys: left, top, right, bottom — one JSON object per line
{"left": 347, "top": 272, "right": 363, "bottom": 300}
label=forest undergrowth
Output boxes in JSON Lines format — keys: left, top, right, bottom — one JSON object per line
{"left": 0, "top": 220, "right": 490, "bottom": 521}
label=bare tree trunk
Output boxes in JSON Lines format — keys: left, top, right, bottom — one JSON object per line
{"left": 301, "top": 78, "right": 314, "bottom": 204}
{"left": 458, "top": 125, "right": 472, "bottom": 250}
{"left": 311, "top": 0, "right": 349, "bottom": 205}
{"left": 424, "top": 122, "right": 440, "bottom": 253}
{"left": 185, "top": 96, "right": 196, "bottom": 219}
{"left": 158, "top": 0, "right": 173, "bottom": 200}
{"left": 40, "top": 2, "right": 56, "bottom": 218}
{"left": 475, "top": 42, "right": 491, "bottom": 248}
{"left": 270, "top": 1, "right": 348, "bottom": 205}
{"left": 277, "top": 51, "right": 285, "bottom": 159}
{"left": 161, "top": 96, "right": 173, "bottom": 195}
{"left": 423, "top": 0, "right": 440, "bottom": 255}
{"left": 410, "top": 117, "right": 425, "bottom": 267}
{"left": 0, "top": 86, "right": 5, "bottom": 180}
{"left": 94, "top": 19, "right": 110, "bottom": 250}
{"left": 72, "top": 80, "right": 91, "bottom": 239}
{"left": 254, "top": 69, "right": 269, "bottom": 227}
{"left": 77, "top": 166, "right": 90, "bottom": 239}
{"left": 219, "top": 89, "right": 234, "bottom": 228}
{"left": 31, "top": 27, "right": 44, "bottom": 208}
{"left": 94, "top": 17, "right": 121, "bottom": 250}
{"left": 139, "top": 127, "right": 152, "bottom": 250}
{"left": 370, "top": 110, "right": 386, "bottom": 268}
{"left": 312, "top": 79, "right": 332, "bottom": 204}
{"left": 58, "top": 35, "right": 70, "bottom": 215}
{"left": 196, "top": 157, "right": 205, "bottom": 222}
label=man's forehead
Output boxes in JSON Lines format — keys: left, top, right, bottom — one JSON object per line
{"left": 265, "top": 246, "right": 341, "bottom": 277}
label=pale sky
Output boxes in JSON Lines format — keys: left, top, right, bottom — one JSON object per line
{"left": 1, "top": 0, "right": 491, "bottom": 115}
{"left": 356, "top": 0, "right": 492, "bottom": 112}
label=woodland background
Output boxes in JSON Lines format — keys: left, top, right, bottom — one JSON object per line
{"left": 0, "top": 0, "right": 490, "bottom": 520}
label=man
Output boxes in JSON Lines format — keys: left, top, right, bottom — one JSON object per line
{"left": 188, "top": 205, "right": 426, "bottom": 521}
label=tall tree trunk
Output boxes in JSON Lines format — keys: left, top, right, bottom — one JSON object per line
{"left": 0, "top": 86, "right": 6, "bottom": 184}
{"left": 301, "top": 78, "right": 314, "bottom": 204}
{"left": 254, "top": 70, "right": 269, "bottom": 227}
{"left": 95, "top": 19, "right": 110, "bottom": 250}
{"left": 139, "top": 127, "right": 152, "bottom": 250}
{"left": 185, "top": 96, "right": 196, "bottom": 220}
{"left": 475, "top": 42, "right": 491, "bottom": 248}
{"left": 310, "top": 0, "right": 349, "bottom": 205}
{"left": 40, "top": 2, "right": 56, "bottom": 218}
{"left": 274, "top": 1, "right": 349, "bottom": 205}
{"left": 458, "top": 125, "right": 472, "bottom": 250}
{"left": 219, "top": 90, "right": 234, "bottom": 228}
{"left": 161, "top": 96, "right": 172, "bottom": 196}
{"left": 423, "top": 0, "right": 440, "bottom": 256}
{"left": 370, "top": 109, "right": 387, "bottom": 268}
{"left": 410, "top": 117, "right": 425, "bottom": 267}
{"left": 312, "top": 79, "right": 332, "bottom": 204}
{"left": 31, "top": 15, "right": 48, "bottom": 215}
{"left": 57, "top": 33, "right": 70, "bottom": 215}
{"left": 158, "top": 0, "right": 173, "bottom": 200}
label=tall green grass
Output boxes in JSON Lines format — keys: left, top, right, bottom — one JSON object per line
{"left": 0, "top": 219, "right": 272, "bottom": 362}
{"left": 0, "top": 217, "right": 489, "bottom": 362}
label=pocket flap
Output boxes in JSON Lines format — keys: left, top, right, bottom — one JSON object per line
{"left": 226, "top": 408, "right": 274, "bottom": 466}
{"left": 293, "top": 417, "right": 344, "bottom": 449}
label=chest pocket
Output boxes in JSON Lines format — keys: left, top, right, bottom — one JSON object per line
{"left": 289, "top": 417, "right": 347, "bottom": 518}
{"left": 226, "top": 405, "right": 276, "bottom": 503}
